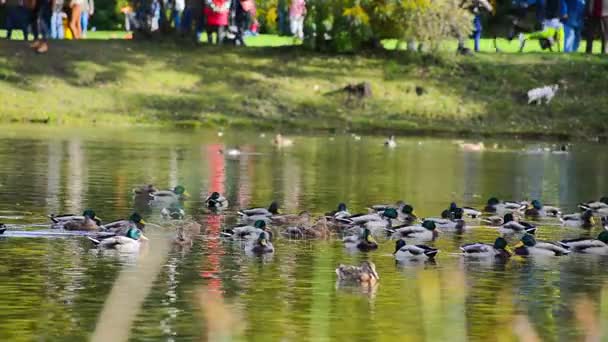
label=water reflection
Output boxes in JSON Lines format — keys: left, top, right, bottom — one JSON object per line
{"left": 0, "top": 127, "right": 606, "bottom": 341}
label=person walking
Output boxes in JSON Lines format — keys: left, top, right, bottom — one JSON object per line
{"left": 80, "top": 0, "right": 93, "bottom": 38}
{"left": 563, "top": 0, "right": 586, "bottom": 52}
{"left": 30, "top": 0, "right": 51, "bottom": 52}
{"left": 519, "top": 0, "right": 566, "bottom": 52}
{"left": 204, "top": 0, "right": 230, "bottom": 44}
{"left": 69, "top": 0, "right": 83, "bottom": 38}
{"left": 289, "top": 0, "right": 305, "bottom": 40}
{"left": 50, "top": 0, "right": 64, "bottom": 39}
{"left": 586, "top": 0, "right": 608, "bottom": 53}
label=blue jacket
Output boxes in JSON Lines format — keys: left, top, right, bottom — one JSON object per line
{"left": 563, "top": 0, "right": 587, "bottom": 27}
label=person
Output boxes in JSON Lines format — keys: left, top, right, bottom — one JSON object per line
{"left": 50, "top": 0, "right": 64, "bottom": 39}
{"left": 3, "top": 0, "right": 30, "bottom": 40}
{"left": 24, "top": 0, "right": 37, "bottom": 40}
{"left": 289, "top": 0, "right": 305, "bottom": 40}
{"left": 150, "top": 0, "right": 160, "bottom": 31}
{"left": 519, "top": 0, "right": 566, "bottom": 51}
{"left": 69, "top": 0, "right": 82, "bottom": 38}
{"left": 172, "top": 0, "right": 185, "bottom": 32}
{"left": 458, "top": 0, "right": 493, "bottom": 53}
{"left": 31, "top": 0, "right": 51, "bottom": 52}
{"left": 80, "top": 0, "right": 93, "bottom": 38}
{"left": 233, "top": 0, "right": 252, "bottom": 45}
{"left": 563, "top": 0, "right": 586, "bottom": 52}
{"left": 585, "top": 0, "right": 608, "bottom": 53}
{"left": 204, "top": 0, "right": 230, "bottom": 44}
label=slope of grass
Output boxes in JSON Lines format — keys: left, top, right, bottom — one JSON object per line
{"left": 0, "top": 39, "right": 607, "bottom": 139}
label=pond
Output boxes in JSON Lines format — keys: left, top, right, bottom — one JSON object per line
{"left": 0, "top": 125, "right": 607, "bottom": 341}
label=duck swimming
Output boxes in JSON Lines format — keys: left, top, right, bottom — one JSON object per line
{"left": 514, "top": 234, "right": 570, "bottom": 256}
{"left": 245, "top": 231, "right": 275, "bottom": 255}
{"left": 238, "top": 202, "right": 280, "bottom": 221}
{"left": 326, "top": 203, "right": 351, "bottom": 220}
{"left": 205, "top": 192, "right": 229, "bottom": 211}
{"left": 222, "top": 220, "right": 271, "bottom": 241}
{"left": 336, "top": 261, "right": 379, "bottom": 284}
{"left": 161, "top": 203, "right": 185, "bottom": 220}
{"left": 393, "top": 239, "right": 438, "bottom": 261}
{"left": 343, "top": 227, "right": 378, "bottom": 251}
{"left": 151, "top": 185, "right": 190, "bottom": 203}
{"left": 484, "top": 197, "right": 526, "bottom": 216}
{"left": 560, "top": 210, "right": 595, "bottom": 229}
{"left": 558, "top": 231, "right": 608, "bottom": 255}
{"left": 102, "top": 213, "right": 146, "bottom": 235}
{"left": 384, "top": 136, "right": 397, "bottom": 148}
{"left": 460, "top": 237, "right": 511, "bottom": 259}
{"left": 389, "top": 220, "right": 439, "bottom": 242}
{"left": 88, "top": 226, "right": 147, "bottom": 253}
{"left": 49, "top": 209, "right": 101, "bottom": 231}
{"left": 524, "top": 200, "right": 561, "bottom": 218}
{"left": 499, "top": 213, "right": 536, "bottom": 235}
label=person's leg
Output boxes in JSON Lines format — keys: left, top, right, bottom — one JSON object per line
{"left": 80, "top": 11, "right": 89, "bottom": 37}
{"left": 70, "top": 4, "right": 82, "bottom": 39}
{"left": 573, "top": 27, "right": 581, "bottom": 52}
{"left": 50, "top": 12, "right": 57, "bottom": 39}
{"left": 206, "top": 27, "right": 214, "bottom": 44}
{"left": 217, "top": 26, "right": 225, "bottom": 44}
{"left": 585, "top": 17, "right": 596, "bottom": 53}
{"left": 473, "top": 15, "right": 482, "bottom": 52}
{"left": 30, "top": 9, "right": 39, "bottom": 41}
{"left": 563, "top": 24, "right": 574, "bottom": 52}
{"left": 6, "top": 8, "right": 15, "bottom": 39}
{"left": 601, "top": 16, "right": 608, "bottom": 54}
{"left": 290, "top": 16, "right": 297, "bottom": 37}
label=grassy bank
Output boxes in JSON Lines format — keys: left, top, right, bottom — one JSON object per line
{"left": 0, "top": 39, "right": 607, "bottom": 139}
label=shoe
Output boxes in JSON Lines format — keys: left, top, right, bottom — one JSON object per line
{"left": 518, "top": 33, "right": 526, "bottom": 52}
{"left": 30, "top": 40, "right": 41, "bottom": 49}
{"left": 36, "top": 42, "right": 48, "bottom": 54}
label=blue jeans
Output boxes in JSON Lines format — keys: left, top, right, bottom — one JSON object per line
{"left": 81, "top": 12, "right": 89, "bottom": 36}
{"left": 50, "top": 11, "right": 64, "bottom": 39}
{"left": 564, "top": 24, "right": 581, "bottom": 52}
{"left": 472, "top": 15, "right": 482, "bottom": 52}
{"left": 172, "top": 10, "right": 182, "bottom": 31}
{"left": 5, "top": 7, "right": 29, "bottom": 40}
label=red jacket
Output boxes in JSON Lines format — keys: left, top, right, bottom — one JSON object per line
{"left": 204, "top": 0, "right": 230, "bottom": 26}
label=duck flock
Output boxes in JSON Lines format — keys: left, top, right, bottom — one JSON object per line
{"left": 2, "top": 183, "right": 608, "bottom": 287}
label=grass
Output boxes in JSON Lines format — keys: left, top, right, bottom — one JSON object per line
{"left": 0, "top": 36, "right": 607, "bottom": 139}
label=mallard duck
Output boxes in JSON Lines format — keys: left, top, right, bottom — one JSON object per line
{"left": 326, "top": 203, "right": 351, "bottom": 220}
{"left": 384, "top": 136, "right": 397, "bottom": 148}
{"left": 426, "top": 217, "right": 466, "bottom": 232}
{"left": 335, "top": 261, "right": 379, "bottom": 284}
{"left": 238, "top": 201, "right": 280, "bottom": 218}
{"left": 367, "top": 200, "right": 405, "bottom": 213}
{"left": 132, "top": 184, "right": 157, "bottom": 199}
{"left": 88, "top": 226, "right": 147, "bottom": 253}
{"left": 151, "top": 185, "right": 190, "bottom": 203}
{"left": 484, "top": 197, "right": 526, "bottom": 215}
{"left": 343, "top": 227, "right": 378, "bottom": 251}
{"left": 389, "top": 220, "right": 439, "bottom": 242}
{"left": 245, "top": 231, "right": 274, "bottom": 255}
{"left": 449, "top": 202, "right": 481, "bottom": 219}
{"left": 161, "top": 203, "right": 185, "bottom": 220}
{"left": 514, "top": 234, "right": 570, "bottom": 256}
{"left": 101, "top": 212, "right": 146, "bottom": 235}
{"left": 49, "top": 209, "right": 101, "bottom": 231}
{"left": 205, "top": 192, "right": 229, "bottom": 211}
{"left": 481, "top": 215, "right": 505, "bottom": 226}
{"left": 524, "top": 200, "right": 561, "bottom": 218}
{"left": 222, "top": 220, "right": 272, "bottom": 241}
{"left": 460, "top": 237, "right": 511, "bottom": 259}
{"left": 273, "top": 134, "right": 294, "bottom": 147}
{"left": 499, "top": 213, "right": 536, "bottom": 235}
{"left": 560, "top": 210, "right": 595, "bottom": 228}
{"left": 271, "top": 211, "right": 311, "bottom": 226}
{"left": 578, "top": 197, "right": 608, "bottom": 212}
{"left": 396, "top": 204, "right": 418, "bottom": 225}
{"left": 558, "top": 231, "right": 608, "bottom": 254}
{"left": 393, "top": 239, "right": 438, "bottom": 261}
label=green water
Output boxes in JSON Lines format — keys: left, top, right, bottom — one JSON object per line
{"left": 0, "top": 126, "right": 607, "bottom": 341}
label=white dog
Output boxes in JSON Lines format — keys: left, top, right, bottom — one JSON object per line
{"left": 527, "top": 84, "right": 559, "bottom": 105}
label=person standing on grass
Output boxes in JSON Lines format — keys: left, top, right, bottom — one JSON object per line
{"left": 50, "top": 0, "right": 64, "bottom": 39}
{"left": 289, "top": 0, "right": 305, "bottom": 40}
{"left": 519, "top": 0, "right": 566, "bottom": 52}
{"left": 172, "top": 0, "right": 185, "bottom": 32}
{"left": 3, "top": 0, "right": 30, "bottom": 40}
{"left": 69, "top": 0, "right": 83, "bottom": 38}
{"left": 24, "top": 0, "right": 37, "bottom": 40}
{"left": 204, "top": 0, "right": 230, "bottom": 44}
{"left": 233, "top": 0, "right": 252, "bottom": 46}
{"left": 80, "top": 0, "right": 93, "bottom": 38}
{"left": 585, "top": 0, "right": 608, "bottom": 53}
{"left": 30, "top": 0, "right": 51, "bottom": 52}
{"left": 457, "top": 0, "right": 493, "bottom": 53}
{"left": 563, "top": 0, "right": 586, "bottom": 52}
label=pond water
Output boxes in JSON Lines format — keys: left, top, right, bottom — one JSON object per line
{"left": 0, "top": 125, "right": 607, "bottom": 341}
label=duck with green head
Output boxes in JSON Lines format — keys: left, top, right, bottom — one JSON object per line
{"left": 246, "top": 231, "right": 275, "bottom": 255}
{"left": 205, "top": 192, "right": 229, "bottom": 211}
{"left": 152, "top": 185, "right": 190, "bottom": 203}
{"left": 450, "top": 202, "right": 482, "bottom": 219}
{"left": 499, "top": 213, "right": 537, "bottom": 235}
{"left": 558, "top": 231, "right": 608, "bottom": 255}
{"left": 101, "top": 212, "right": 146, "bottom": 236}
{"left": 49, "top": 209, "right": 101, "bottom": 231}
{"left": 363, "top": 208, "right": 400, "bottom": 233}
{"left": 578, "top": 197, "right": 608, "bottom": 212}
{"left": 393, "top": 239, "right": 439, "bottom": 261}
{"left": 524, "top": 200, "right": 561, "bottom": 218}
{"left": 514, "top": 234, "right": 570, "bottom": 256}
{"left": 460, "top": 237, "right": 511, "bottom": 259}
{"left": 223, "top": 219, "right": 273, "bottom": 241}
{"left": 89, "top": 226, "right": 147, "bottom": 253}
{"left": 389, "top": 220, "right": 439, "bottom": 242}
{"left": 343, "top": 227, "right": 378, "bottom": 251}
{"left": 484, "top": 197, "right": 526, "bottom": 216}
{"left": 560, "top": 210, "right": 595, "bottom": 228}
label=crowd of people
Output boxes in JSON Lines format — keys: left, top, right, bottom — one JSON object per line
{"left": 0, "top": 0, "right": 94, "bottom": 52}
{"left": 464, "top": 0, "right": 608, "bottom": 54}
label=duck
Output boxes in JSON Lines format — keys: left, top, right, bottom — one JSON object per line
{"left": 396, "top": 204, "right": 418, "bottom": 225}
{"left": 132, "top": 184, "right": 158, "bottom": 201}
{"left": 449, "top": 202, "right": 481, "bottom": 219}
{"left": 205, "top": 192, "right": 229, "bottom": 211}
{"left": 360, "top": 208, "right": 401, "bottom": 233}
{"left": 49, "top": 209, "right": 101, "bottom": 231}
{"left": 283, "top": 217, "right": 331, "bottom": 240}
{"left": 560, "top": 210, "right": 595, "bottom": 229}
{"left": 484, "top": 197, "right": 526, "bottom": 216}
{"left": 88, "top": 226, "right": 147, "bottom": 253}
{"left": 343, "top": 227, "right": 378, "bottom": 251}
{"left": 273, "top": 134, "right": 294, "bottom": 148}
{"left": 578, "top": 197, "right": 608, "bottom": 212}
{"left": 161, "top": 203, "right": 185, "bottom": 220}
{"left": 149, "top": 185, "right": 190, "bottom": 207}
{"left": 101, "top": 212, "right": 146, "bottom": 235}
{"left": 335, "top": 261, "right": 379, "bottom": 284}
{"left": 0, "top": 223, "right": 6, "bottom": 235}
{"left": 325, "top": 203, "right": 351, "bottom": 220}
{"left": 514, "top": 234, "right": 570, "bottom": 256}
{"left": 238, "top": 201, "right": 280, "bottom": 219}
{"left": 425, "top": 209, "right": 466, "bottom": 232}
{"left": 271, "top": 211, "right": 311, "bottom": 226}
{"left": 393, "top": 239, "right": 439, "bottom": 261}
{"left": 558, "top": 231, "right": 608, "bottom": 255}
{"left": 524, "top": 200, "right": 561, "bottom": 218}
{"left": 480, "top": 215, "right": 505, "bottom": 226}
{"left": 173, "top": 225, "right": 193, "bottom": 247}
{"left": 367, "top": 200, "right": 405, "bottom": 213}
{"left": 384, "top": 135, "right": 397, "bottom": 148}
{"left": 498, "top": 213, "right": 537, "bottom": 235}
{"left": 219, "top": 147, "right": 242, "bottom": 157}
{"left": 460, "top": 237, "right": 511, "bottom": 259}
{"left": 388, "top": 220, "right": 439, "bottom": 242}
{"left": 245, "top": 231, "right": 275, "bottom": 255}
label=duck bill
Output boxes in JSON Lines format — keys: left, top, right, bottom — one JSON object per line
{"left": 140, "top": 234, "right": 149, "bottom": 241}
{"left": 183, "top": 192, "right": 191, "bottom": 199}
{"left": 139, "top": 219, "right": 147, "bottom": 225}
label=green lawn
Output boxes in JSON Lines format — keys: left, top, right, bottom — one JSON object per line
{"left": 0, "top": 38, "right": 607, "bottom": 139}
